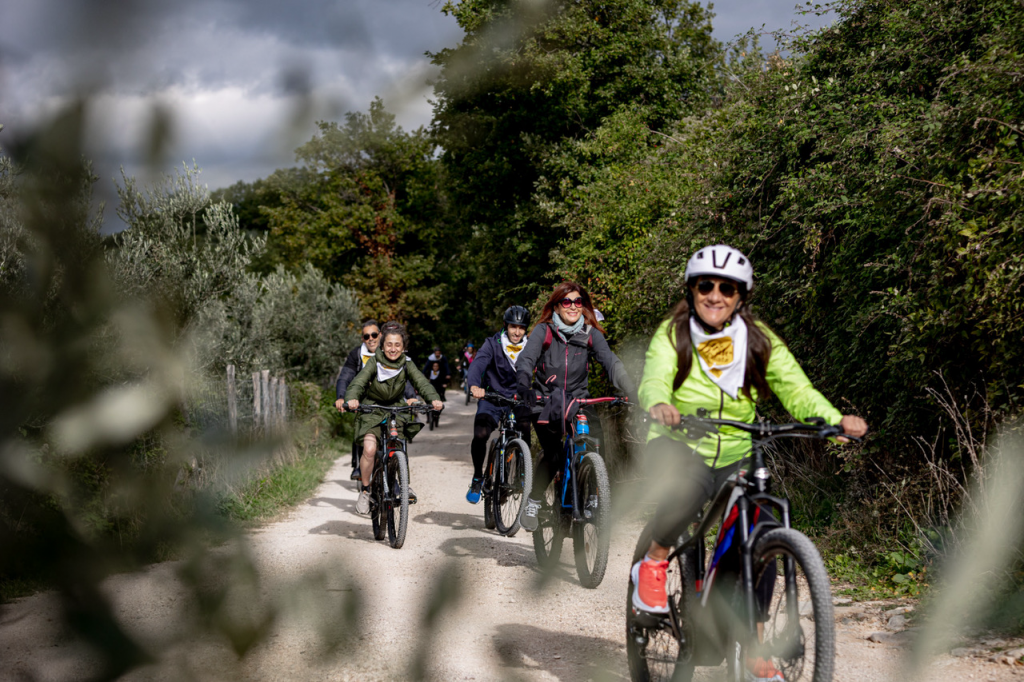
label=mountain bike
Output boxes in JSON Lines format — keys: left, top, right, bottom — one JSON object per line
{"left": 479, "top": 393, "right": 533, "bottom": 536}
{"left": 533, "top": 396, "right": 629, "bottom": 588}
{"left": 354, "top": 403, "right": 436, "bottom": 549}
{"left": 626, "top": 411, "right": 861, "bottom": 682}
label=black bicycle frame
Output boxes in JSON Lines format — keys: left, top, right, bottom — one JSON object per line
{"left": 662, "top": 413, "right": 853, "bottom": 643}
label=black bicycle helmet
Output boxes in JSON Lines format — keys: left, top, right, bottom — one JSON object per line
{"left": 503, "top": 305, "right": 531, "bottom": 328}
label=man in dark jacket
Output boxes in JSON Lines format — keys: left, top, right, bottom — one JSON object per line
{"left": 464, "top": 306, "right": 533, "bottom": 503}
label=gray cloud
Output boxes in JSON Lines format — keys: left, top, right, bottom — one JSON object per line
{"left": 0, "top": 0, "right": 835, "bottom": 233}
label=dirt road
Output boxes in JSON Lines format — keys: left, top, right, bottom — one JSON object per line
{"left": 1, "top": 398, "right": 1020, "bottom": 681}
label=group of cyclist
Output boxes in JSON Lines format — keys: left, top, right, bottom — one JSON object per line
{"left": 335, "top": 244, "right": 867, "bottom": 682}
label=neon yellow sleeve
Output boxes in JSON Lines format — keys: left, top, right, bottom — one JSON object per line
{"left": 761, "top": 324, "right": 843, "bottom": 424}
{"left": 638, "top": 319, "right": 678, "bottom": 411}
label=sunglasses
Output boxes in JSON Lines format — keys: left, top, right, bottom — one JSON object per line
{"left": 695, "top": 280, "right": 739, "bottom": 297}
{"left": 362, "top": 332, "right": 380, "bottom": 340}
{"left": 559, "top": 297, "right": 584, "bottom": 308}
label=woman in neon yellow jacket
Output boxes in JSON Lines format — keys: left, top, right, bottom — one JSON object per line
{"left": 630, "top": 245, "right": 867, "bottom": 644}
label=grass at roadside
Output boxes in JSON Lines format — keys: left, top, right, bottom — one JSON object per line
{"left": 218, "top": 436, "right": 348, "bottom": 524}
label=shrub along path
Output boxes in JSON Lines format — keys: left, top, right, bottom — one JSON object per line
{"left": 0, "top": 398, "right": 1019, "bottom": 680}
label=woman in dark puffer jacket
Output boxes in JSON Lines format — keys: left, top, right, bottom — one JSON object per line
{"left": 515, "top": 281, "right": 636, "bottom": 532}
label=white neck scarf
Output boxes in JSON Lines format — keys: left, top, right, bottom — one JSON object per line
{"left": 376, "top": 357, "right": 405, "bottom": 383}
{"left": 689, "top": 316, "right": 748, "bottom": 399}
{"left": 359, "top": 343, "right": 373, "bottom": 366}
{"left": 501, "top": 331, "right": 524, "bottom": 367}
{"left": 429, "top": 368, "right": 439, "bottom": 380}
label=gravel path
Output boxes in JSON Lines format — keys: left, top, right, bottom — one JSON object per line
{"left": 1, "top": 398, "right": 1021, "bottom": 681}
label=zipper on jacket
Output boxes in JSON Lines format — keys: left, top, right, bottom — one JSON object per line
{"left": 709, "top": 389, "right": 725, "bottom": 470}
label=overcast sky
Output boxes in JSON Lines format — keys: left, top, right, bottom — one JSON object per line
{"left": 0, "top": 0, "right": 833, "bottom": 230}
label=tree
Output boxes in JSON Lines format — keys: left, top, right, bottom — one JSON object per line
{"left": 430, "top": 0, "right": 720, "bottom": 309}
{"left": 262, "top": 98, "right": 448, "bottom": 334}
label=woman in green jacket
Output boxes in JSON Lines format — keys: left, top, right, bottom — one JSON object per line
{"left": 632, "top": 245, "right": 866, "bottom": 679}
{"left": 345, "top": 321, "right": 443, "bottom": 515}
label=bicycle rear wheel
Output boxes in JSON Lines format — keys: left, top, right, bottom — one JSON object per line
{"left": 385, "top": 450, "right": 410, "bottom": 549}
{"left": 728, "top": 528, "right": 834, "bottom": 682}
{"left": 573, "top": 452, "right": 611, "bottom": 588}
{"left": 626, "top": 526, "right": 697, "bottom": 682}
{"left": 493, "top": 438, "right": 532, "bottom": 537}
{"left": 532, "top": 477, "right": 564, "bottom": 568}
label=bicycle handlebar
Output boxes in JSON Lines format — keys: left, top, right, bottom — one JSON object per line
{"left": 353, "top": 403, "right": 439, "bottom": 415}
{"left": 671, "top": 408, "right": 862, "bottom": 443}
{"left": 482, "top": 392, "right": 528, "bottom": 406}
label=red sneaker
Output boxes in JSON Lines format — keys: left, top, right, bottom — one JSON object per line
{"left": 631, "top": 558, "right": 670, "bottom": 614}
{"left": 747, "top": 657, "right": 785, "bottom": 682}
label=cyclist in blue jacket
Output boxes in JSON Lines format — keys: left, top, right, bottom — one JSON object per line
{"left": 464, "top": 306, "right": 533, "bottom": 503}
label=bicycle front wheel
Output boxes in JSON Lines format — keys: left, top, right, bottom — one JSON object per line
{"left": 385, "top": 450, "right": 410, "bottom": 549}
{"left": 370, "top": 471, "right": 385, "bottom": 541}
{"left": 730, "top": 528, "right": 835, "bottom": 682}
{"left": 573, "top": 452, "right": 611, "bottom": 588}
{"left": 483, "top": 438, "right": 497, "bottom": 530}
{"left": 493, "top": 438, "right": 532, "bottom": 537}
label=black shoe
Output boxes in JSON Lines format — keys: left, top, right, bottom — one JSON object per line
{"left": 395, "top": 486, "right": 417, "bottom": 505}
{"left": 350, "top": 466, "right": 361, "bottom": 481}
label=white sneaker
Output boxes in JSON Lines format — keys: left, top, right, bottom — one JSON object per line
{"left": 521, "top": 497, "right": 542, "bottom": 532}
{"left": 355, "top": 489, "right": 371, "bottom": 515}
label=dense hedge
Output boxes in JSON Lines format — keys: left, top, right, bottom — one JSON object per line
{"left": 549, "top": 0, "right": 1024, "bottom": 469}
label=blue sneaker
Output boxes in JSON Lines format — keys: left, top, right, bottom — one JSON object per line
{"left": 466, "top": 478, "right": 482, "bottom": 504}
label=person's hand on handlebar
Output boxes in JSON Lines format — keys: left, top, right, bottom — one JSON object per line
{"left": 406, "top": 398, "right": 419, "bottom": 406}
{"left": 837, "top": 415, "right": 868, "bottom": 442}
{"left": 431, "top": 400, "right": 444, "bottom": 412}
{"left": 649, "top": 402, "right": 681, "bottom": 427}
{"left": 347, "top": 399, "right": 360, "bottom": 411}
{"left": 471, "top": 386, "right": 485, "bottom": 399}
{"left": 335, "top": 398, "right": 346, "bottom": 412}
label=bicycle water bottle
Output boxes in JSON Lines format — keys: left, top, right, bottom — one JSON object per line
{"left": 574, "top": 414, "right": 589, "bottom": 454}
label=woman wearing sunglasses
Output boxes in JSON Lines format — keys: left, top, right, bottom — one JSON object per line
{"left": 516, "top": 281, "right": 636, "bottom": 532}
{"left": 631, "top": 244, "right": 866, "bottom": 681}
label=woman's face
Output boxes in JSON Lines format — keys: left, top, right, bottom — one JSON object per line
{"left": 557, "top": 289, "right": 584, "bottom": 324}
{"left": 382, "top": 333, "right": 404, "bottom": 361}
{"left": 362, "top": 324, "right": 381, "bottom": 352}
{"left": 690, "top": 276, "right": 741, "bottom": 331}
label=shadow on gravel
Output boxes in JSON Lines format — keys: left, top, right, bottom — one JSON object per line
{"left": 308, "top": 519, "right": 381, "bottom": 543}
{"left": 413, "top": 510, "right": 482, "bottom": 531}
{"left": 435, "top": 535, "right": 556, "bottom": 573}
{"left": 308, "top": 497, "right": 356, "bottom": 512}
{"left": 493, "top": 623, "right": 627, "bottom": 682}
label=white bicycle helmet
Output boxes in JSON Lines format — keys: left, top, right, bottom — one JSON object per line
{"left": 683, "top": 244, "right": 754, "bottom": 290}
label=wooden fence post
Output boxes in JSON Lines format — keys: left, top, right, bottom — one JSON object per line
{"left": 226, "top": 364, "right": 237, "bottom": 435}
{"left": 266, "top": 368, "right": 274, "bottom": 432}
{"left": 252, "top": 371, "right": 261, "bottom": 436}
{"left": 277, "top": 378, "right": 287, "bottom": 432}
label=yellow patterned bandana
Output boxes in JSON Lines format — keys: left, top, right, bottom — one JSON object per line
{"left": 689, "top": 316, "right": 748, "bottom": 398}
{"left": 697, "top": 337, "right": 734, "bottom": 377}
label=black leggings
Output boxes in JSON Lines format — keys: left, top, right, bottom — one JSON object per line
{"left": 529, "top": 410, "right": 604, "bottom": 499}
{"left": 646, "top": 436, "right": 775, "bottom": 621}
{"left": 470, "top": 413, "right": 532, "bottom": 479}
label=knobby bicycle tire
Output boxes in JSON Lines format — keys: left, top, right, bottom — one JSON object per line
{"left": 532, "top": 477, "right": 564, "bottom": 568}
{"left": 726, "top": 528, "right": 835, "bottom": 682}
{"left": 493, "top": 438, "right": 533, "bottom": 537}
{"left": 385, "top": 450, "right": 410, "bottom": 549}
{"left": 573, "top": 452, "right": 611, "bottom": 588}
{"left": 483, "top": 437, "right": 497, "bottom": 529}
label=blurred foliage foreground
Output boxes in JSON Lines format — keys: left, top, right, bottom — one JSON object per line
{"left": 0, "top": 107, "right": 379, "bottom": 679}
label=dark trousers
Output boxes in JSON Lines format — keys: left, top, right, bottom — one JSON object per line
{"left": 529, "top": 408, "right": 604, "bottom": 499}
{"left": 471, "top": 413, "right": 532, "bottom": 480}
{"left": 646, "top": 436, "right": 775, "bottom": 622}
